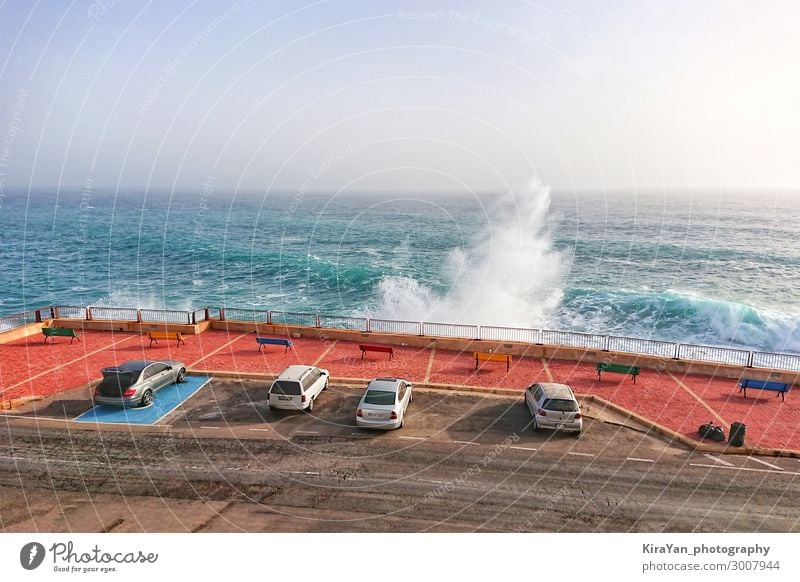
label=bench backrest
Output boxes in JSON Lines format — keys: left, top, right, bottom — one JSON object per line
{"left": 475, "top": 352, "right": 510, "bottom": 362}
{"left": 739, "top": 379, "right": 788, "bottom": 391}
{"left": 43, "top": 327, "right": 76, "bottom": 336}
{"left": 149, "top": 331, "right": 183, "bottom": 339}
{"left": 256, "top": 337, "right": 291, "bottom": 346}
{"left": 359, "top": 344, "right": 393, "bottom": 352}
{"left": 597, "top": 362, "right": 640, "bottom": 374}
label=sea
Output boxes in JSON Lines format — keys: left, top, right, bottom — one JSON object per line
{"left": 1, "top": 182, "right": 799, "bottom": 354}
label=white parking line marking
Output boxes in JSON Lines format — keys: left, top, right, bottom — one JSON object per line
{"left": 399, "top": 436, "right": 424, "bottom": 441}
{"left": 749, "top": 457, "right": 783, "bottom": 470}
{"left": 199, "top": 426, "right": 219, "bottom": 430}
{"left": 689, "top": 463, "right": 800, "bottom": 476}
{"left": 702, "top": 454, "right": 733, "bottom": 467}
{"left": 295, "top": 430, "right": 319, "bottom": 434}
{"left": 249, "top": 428, "right": 271, "bottom": 432}
{"left": 511, "top": 446, "right": 537, "bottom": 451}
{"left": 626, "top": 457, "right": 654, "bottom": 463}
{"left": 455, "top": 440, "right": 479, "bottom": 446}
{"left": 568, "top": 452, "right": 594, "bottom": 457}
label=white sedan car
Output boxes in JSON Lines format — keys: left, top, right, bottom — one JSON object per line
{"left": 524, "top": 382, "right": 583, "bottom": 436}
{"left": 356, "top": 377, "right": 413, "bottom": 430}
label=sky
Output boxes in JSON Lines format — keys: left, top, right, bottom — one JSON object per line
{"left": 0, "top": 0, "right": 798, "bottom": 195}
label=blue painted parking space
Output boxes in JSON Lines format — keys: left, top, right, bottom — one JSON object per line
{"left": 74, "top": 375, "right": 211, "bottom": 425}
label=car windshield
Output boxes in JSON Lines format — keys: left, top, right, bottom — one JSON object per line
{"left": 543, "top": 398, "right": 579, "bottom": 412}
{"left": 364, "top": 390, "right": 396, "bottom": 405}
{"left": 270, "top": 381, "right": 302, "bottom": 396}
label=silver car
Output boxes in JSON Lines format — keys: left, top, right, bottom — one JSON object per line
{"left": 93, "top": 360, "right": 187, "bottom": 407}
{"left": 356, "top": 377, "right": 413, "bottom": 430}
{"left": 524, "top": 382, "right": 583, "bottom": 436}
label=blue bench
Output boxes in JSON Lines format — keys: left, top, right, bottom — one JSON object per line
{"left": 256, "top": 337, "right": 292, "bottom": 353}
{"left": 738, "top": 378, "right": 790, "bottom": 402}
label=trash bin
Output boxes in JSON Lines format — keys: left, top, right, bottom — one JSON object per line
{"left": 729, "top": 422, "right": 746, "bottom": 447}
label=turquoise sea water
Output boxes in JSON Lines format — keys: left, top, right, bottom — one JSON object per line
{"left": 1, "top": 186, "right": 799, "bottom": 353}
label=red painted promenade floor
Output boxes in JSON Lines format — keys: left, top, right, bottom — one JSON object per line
{"left": 2, "top": 330, "right": 799, "bottom": 451}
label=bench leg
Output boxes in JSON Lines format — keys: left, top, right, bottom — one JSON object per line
{"left": 597, "top": 371, "right": 601, "bottom": 382}
{"left": 258, "top": 344, "right": 263, "bottom": 352}
{"left": 285, "top": 345, "right": 289, "bottom": 353}
{"left": 150, "top": 339, "right": 157, "bottom": 348}
{"left": 506, "top": 358, "right": 510, "bottom": 372}
{"left": 633, "top": 375, "right": 636, "bottom": 385}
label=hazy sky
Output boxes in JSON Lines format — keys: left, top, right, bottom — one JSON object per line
{"left": 0, "top": 0, "right": 798, "bottom": 195}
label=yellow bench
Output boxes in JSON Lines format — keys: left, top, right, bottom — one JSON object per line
{"left": 148, "top": 331, "right": 186, "bottom": 347}
{"left": 474, "top": 351, "right": 511, "bottom": 372}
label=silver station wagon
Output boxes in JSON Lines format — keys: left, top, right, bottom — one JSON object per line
{"left": 93, "top": 360, "right": 187, "bottom": 407}
{"left": 267, "top": 365, "right": 329, "bottom": 412}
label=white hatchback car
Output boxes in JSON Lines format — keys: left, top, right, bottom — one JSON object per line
{"left": 356, "top": 377, "right": 413, "bottom": 430}
{"left": 267, "top": 365, "right": 329, "bottom": 412}
{"left": 524, "top": 382, "right": 583, "bottom": 436}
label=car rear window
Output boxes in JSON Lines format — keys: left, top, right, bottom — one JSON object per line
{"left": 270, "top": 381, "right": 302, "bottom": 396}
{"left": 99, "top": 373, "right": 135, "bottom": 390}
{"left": 364, "top": 390, "right": 396, "bottom": 405}
{"left": 543, "top": 398, "right": 579, "bottom": 412}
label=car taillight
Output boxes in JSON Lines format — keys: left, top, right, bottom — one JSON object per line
{"left": 122, "top": 389, "right": 136, "bottom": 397}
{"left": 301, "top": 394, "right": 306, "bottom": 402}
{"left": 574, "top": 413, "right": 582, "bottom": 419}
{"left": 356, "top": 409, "right": 363, "bottom": 417}
{"left": 538, "top": 409, "right": 547, "bottom": 416}
{"left": 390, "top": 411, "right": 398, "bottom": 420}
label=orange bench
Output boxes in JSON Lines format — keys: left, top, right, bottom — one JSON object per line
{"left": 474, "top": 351, "right": 511, "bottom": 371}
{"left": 359, "top": 344, "right": 394, "bottom": 359}
{"left": 148, "top": 331, "right": 186, "bottom": 347}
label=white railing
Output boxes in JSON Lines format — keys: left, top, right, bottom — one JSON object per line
{"left": 2, "top": 304, "right": 798, "bottom": 373}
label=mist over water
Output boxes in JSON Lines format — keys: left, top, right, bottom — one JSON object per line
{"left": 373, "top": 178, "right": 565, "bottom": 327}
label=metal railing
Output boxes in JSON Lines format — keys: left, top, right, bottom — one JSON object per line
{"left": 3, "top": 303, "right": 800, "bottom": 373}
{"left": 89, "top": 306, "right": 139, "bottom": 322}
{"left": 607, "top": 336, "right": 678, "bottom": 359}
{"left": 268, "top": 311, "right": 318, "bottom": 327}
{"left": 0, "top": 308, "right": 43, "bottom": 333}
{"left": 677, "top": 343, "right": 750, "bottom": 367}
{"left": 222, "top": 308, "right": 270, "bottom": 323}
{"left": 541, "top": 329, "right": 606, "bottom": 350}
{"left": 369, "top": 318, "right": 422, "bottom": 335}
{"left": 422, "top": 321, "right": 479, "bottom": 339}
{"left": 318, "top": 315, "right": 368, "bottom": 331}
{"left": 750, "top": 351, "right": 800, "bottom": 372}
{"left": 480, "top": 325, "right": 541, "bottom": 344}
{"left": 140, "top": 309, "right": 191, "bottom": 325}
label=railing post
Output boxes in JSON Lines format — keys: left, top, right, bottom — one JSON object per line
{"left": 220, "top": 308, "right": 225, "bottom": 322}
{"left": 86, "top": 307, "right": 93, "bottom": 321}
{"left": 746, "top": 352, "right": 754, "bottom": 368}
{"left": 50, "top": 306, "right": 56, "bottom": 319}
{"left": 366, "top": 318, "right": 371, "bottom": 332}
{"left": 603, "top": 336, "right": 610, "bottom": 352}
{"left": 204, "top": 307, "right": 210, "bottom": 321}
{"left": 674, "top": 344, "right": 680, "bottom": 360}
{"left": 190, "top": 311, "right": 195, "bottom": 325}
{"left": 35, "top": 309, "right": 42, "bottom": 323}
{"left": 136, "top": 309, "right": 142, "bottom": 323}
{"left": 316, "top": 315, "right": 321, "bottom": 328}
{"left": 419, "top": 322, "right": 425, "bottom": 336}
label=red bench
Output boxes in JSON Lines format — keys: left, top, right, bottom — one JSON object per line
{"left": 359, "top": 344, "right": 394, "bottom": 359}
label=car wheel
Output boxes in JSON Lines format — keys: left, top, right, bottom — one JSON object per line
{"left": 140, "top": 390, "right": 153, "bottom": 407}
{"left": 572, "top": 431, "right": 582, "bottom": 438}
{"left": 176, "top": 368, "right": 187, "bottom": 383}
{"left": 306, "top": 397, "right": 314, "bottom": 412}
{"left": 400, "top": 417, "right": 405, "bottom": 429}
{"left": 532, "top": 415, "right": 539, "bottom": 432}
{"left": 323, "top": 379, "right": 328, "bottom": 391}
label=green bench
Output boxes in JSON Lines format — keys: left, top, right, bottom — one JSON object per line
{"left": 42, "top": 327, "right": 81, "bottom": 344}
{"left": 596, "top": 362, "right": 640, "bottom": 384}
